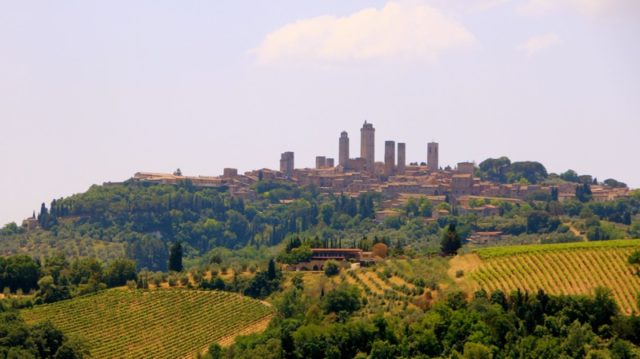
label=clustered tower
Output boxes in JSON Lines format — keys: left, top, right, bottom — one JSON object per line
{"left": 397, "top": 143, "right": 406, "bottom": 174}
{"left": 314, "top": 156, "right": 334, "bottom": 169}
{"left": 384, "top": 141, "right": 395, "bottom": 176}
{"left": 339, "top": 131, "right": 349, "bottom": 167}
{"left": 280, "top": 152, "right": 294, "bottom": 178}
{"left": 360, "top": 121, "right": 375, "bottom": 174}
{"left": 278, "top": 121, "right": 439, "bottom": 178}
{"left": 428, "top": 142, "right": 439, "bottom": 171}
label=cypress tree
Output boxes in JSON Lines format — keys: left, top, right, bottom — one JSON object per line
{"left": 38, "top": 203, "right": 48, "bottom": 228}
{"left": 168, "top": 241, "right": 183, "bottom": 272}
{"left": 267, "top": 258, "right": 277, "bottom": 280}
{"left": 441, "top": 223, "right": 462, "bottom": 256}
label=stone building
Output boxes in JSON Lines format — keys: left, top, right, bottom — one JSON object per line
{"left": 345, "top": 158, "right": 366, "bottom": 172}
{"left": 360, "top": 121, "right": 375, "bottom": 174}
{"left": 315, "top": 156, "right": 327, "bottom": 169}
{"left": 457, "top": 162, "right": 475, "bottom": 175}
{"left": 397, "top": 143, "right": 406, "bottom": 174}
{"left": 326, "top": 158, "right": 335, "bottom": 168}
{"left": 22, "top": 216, "right": 38, "bottom": 231}
{"left": 451, "top": 174, "right": 473, "bottom": 196}
{"left": 384, "top": 140, "right": 395, "bottom": 176}
{"left": 223, "top": 168, "right": 238, "bottom": 177}
{"left": 428, "top": 142, "right": 439, "bottom": 171}
{"left": 280, "top": 152, "right": 294, "bottom": 178}
{"left": 339, "top": 131, "right": 349, "bottom": 167}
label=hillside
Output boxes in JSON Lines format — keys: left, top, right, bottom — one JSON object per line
{"left": 281, "top": 256, "right": 453, "bottom": 316}
{"left": 20, "top": 289, "right": 274, "bottom": 359}
{"left": 450, "top": 240, "right": 640, "bottom": 314}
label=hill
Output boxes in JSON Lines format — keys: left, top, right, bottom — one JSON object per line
{"left": 20, "top": 289, "right": 274, "bottom": 358}
{"left": 451, "top": 239, "right": 640, "bottom": 314}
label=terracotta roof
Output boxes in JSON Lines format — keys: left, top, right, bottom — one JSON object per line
{"left": 311, "top": 248, "right": 363, "bottom": 253}
{"left": 472, "top": 231, "right": 503, "bottom": 236}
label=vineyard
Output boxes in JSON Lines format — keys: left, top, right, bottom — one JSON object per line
{"left": 453, "top": 239, "right": 640, "bottom": 314}
{"left": 20, "top": 289, "right": 274, "bottom": 359}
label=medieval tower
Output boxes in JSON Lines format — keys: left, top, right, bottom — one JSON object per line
{"left": 339, "top": 131, "right": 349, "bottom": 167}
{"left": 397, "top": 143, "right": 406, "bottom": 174}
{"left": 384, "top": 140, "right": 395, "bottom": 176}
{"left": 280, "top": 151, "right": 294, "bottom": 178}
{"left": 360, "top": 121, "right": 375, "bottom": 173}
{"left": 427, "top": 142, "right": 439, "bottom": 171}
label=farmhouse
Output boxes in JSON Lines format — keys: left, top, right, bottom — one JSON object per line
{"left": 468, "top": 231, "right": 503, "bottom": 244}
{"left": 287, "top": 248, "right": 379, "bottom": 271}
{"left": 311, "top": 248, "right": 363, "bottom": 260}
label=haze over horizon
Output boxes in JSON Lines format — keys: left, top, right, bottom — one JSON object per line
{"left": 2, "top": 0, "right": 639, "bottom": 225}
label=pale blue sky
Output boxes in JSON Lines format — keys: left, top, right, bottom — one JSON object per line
{"left": 1, "top": 0, "right": 639, "bottom": 225}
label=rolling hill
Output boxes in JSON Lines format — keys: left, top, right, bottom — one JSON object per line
{"left": 451, "top": 240, "right": 640, "bottom": 314}
{"left": 20, "top": 289, "right": 274, "bottom": 359}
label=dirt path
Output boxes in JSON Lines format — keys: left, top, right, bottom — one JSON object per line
{"left": 566, "top": 222, "right": 587, "bottom": 241}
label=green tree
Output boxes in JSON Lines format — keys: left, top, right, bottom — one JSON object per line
{"left": 104, "top": 259, "right": 137, "bottom": 287}
{"left": 69, "top": 258, "right": 104, "bottom": 285}
{"left": 479, "top": 157, "right": 511, "bottom": 183}
{"left": 267, "top": 258, "right": 277, "bottom": 281}
{"left": 319, "top": 204, "right": 334, "bottom": 225}
{"left": 561, "top": 169, "right": 581, "bottom": 183}
{"left": 526, "top": 211, "right": 560, "bottom": 234}
{"left": 35, "top": 275, "right": 71, "bottom": 304}
{"left": 463, "top": 342, "right": 492, "bottom": 359}
{"left": 441, "top": 223, "right": 462, "bottom": 255}
{"left": 208, "top": 343, "right": 223, "bottom": 359}
{"left": 506, "top": 161, "right": 548, "bottom": 184}
{"left": 31, "top": 321, "right": 66, "bottom": 358}
{"left": 322, "top": 284, "right": 361, "bottom": 315}
{"left": 323, "top": 261, "right": 340, "bottom": 277}
{"left": 576, "top": 183, "right": 593, "bottom": 202}
{"left": 168, "top": 241, "right": 183, "bottom": 272}
{"left": 370, "top": 340, "right": 398, "bottom": 359}
{"left": 604, "top": 178, "right": 627, "bottom": 188}
{"left": 0, "top": 254, "right": 40, "bottom": 293}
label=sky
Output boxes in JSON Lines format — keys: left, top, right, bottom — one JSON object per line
{"left": 1, "top": 0, "right": 639, "bottom": 225}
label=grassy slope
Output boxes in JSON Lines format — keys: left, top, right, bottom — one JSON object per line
{"left": 282, "top": 256, "right": 451, "bottom": 315}
{"left": 21, "top": 289, "right": 274, "bottom": 359}
{"left": 451, "top": 239, "right": 640, "bottom": 314}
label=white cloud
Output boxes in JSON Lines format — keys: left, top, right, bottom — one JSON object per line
{"left": 420, "top": 0, "right": 510, "bottom": 13}
{"left": 518, "top": 33, "right": 561, "bottom": 55}
{"left": 519, "top": 0, "right": 640, "bottom": 16}
{"left": 254, "top": 1, "right": 475, "bottom": 65}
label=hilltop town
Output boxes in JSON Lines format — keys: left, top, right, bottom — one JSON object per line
{"left": 5, "top": 122, "right": 640, "bottom": 359}
{"left": 133, "top": 121, "right": 631, "bottom": 223}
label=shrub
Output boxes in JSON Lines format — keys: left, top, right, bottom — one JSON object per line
{"left": 126, "top": 280, "right": 137, "bottom": 290}
{"left": 324, "top": 261, "right": 340, "bottom": 277}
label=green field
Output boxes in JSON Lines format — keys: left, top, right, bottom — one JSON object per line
{"left": 452, "top": 239, "right": 640, "bottom": 314}
{"left": 474, "top": 239, "right": 640, "bottom": 259}
{"left": 21, "top": 289, "right": 274, "bottom": 359}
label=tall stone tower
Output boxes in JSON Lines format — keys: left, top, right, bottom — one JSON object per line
{"left": 384, "top": 141, "right": 395, "bottom": 176}
{"left": 397, "top": 143, "right": 406, "bottom": 174}
{"left": 360, "top": 121, "right": 375, "bottom": 173}
{"left": 280, "top": 152, "right": 294, "bottom": 178}
{"left": 315, "top": 156, "right": 326, "bottom": 169}
{"left": 339, "top": 131, "right": 349, "bottom": 167}
{"left": 427, "top": 142, "right": 439, "bottom": 171}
